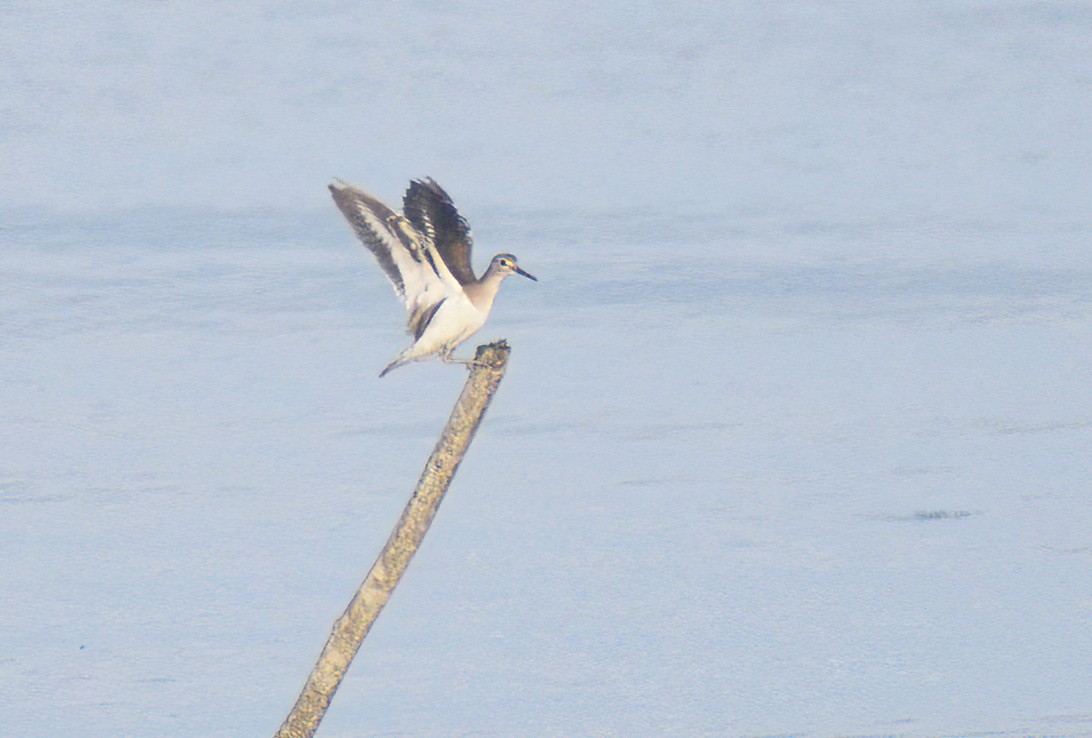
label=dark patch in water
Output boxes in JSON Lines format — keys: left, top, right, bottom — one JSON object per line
{"left": 905, "top": 510, "right": 977, "bottom": 521}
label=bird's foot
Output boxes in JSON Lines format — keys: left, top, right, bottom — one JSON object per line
{"left": 441, "top": 354, "right": 488, "bottom": 370}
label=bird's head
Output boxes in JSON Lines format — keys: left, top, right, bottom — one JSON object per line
{"left": 490, "top": 253, "right": 537, "bottom": 282}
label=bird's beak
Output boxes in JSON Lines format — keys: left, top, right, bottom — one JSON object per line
{"left": 514, "top": 266, "right": 538, "bottom": 282}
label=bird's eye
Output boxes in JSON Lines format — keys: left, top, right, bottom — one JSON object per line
{"left": 499, "top": 259, "right": 510, "bottom": 267}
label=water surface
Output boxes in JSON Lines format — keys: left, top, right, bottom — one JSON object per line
{"left": 2, "top": 3, "right": 1090, "bottom": 736}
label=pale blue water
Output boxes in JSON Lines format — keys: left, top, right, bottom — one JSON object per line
{"left": 2, "top": 3, "right": 1090, "bottom": 737}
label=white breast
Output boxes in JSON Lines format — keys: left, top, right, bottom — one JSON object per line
{"left": 414, "top": 296, "right": 489, "bottom": 355}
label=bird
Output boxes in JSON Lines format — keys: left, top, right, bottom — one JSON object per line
{"left": 329, "top": 177, "right": 537, "bottom": 377}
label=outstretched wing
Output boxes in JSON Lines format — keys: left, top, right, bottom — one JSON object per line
{"left": 402, "top": 178, "right": 477, "bottom": 286}
{"left": 329, "top": 179, "right": 450, "bottom": 325}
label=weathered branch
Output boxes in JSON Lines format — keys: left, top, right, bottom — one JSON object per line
{"left": 275, "top": 341, "right": 512, "bottom": 738}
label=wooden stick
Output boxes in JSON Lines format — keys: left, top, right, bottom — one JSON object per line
{"left": 275, "top": 341, "right": 512, "bottom": 738}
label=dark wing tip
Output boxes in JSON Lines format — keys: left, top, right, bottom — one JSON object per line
{"left": 407, "top": 177, "right": 453, "bottom": 204}
{"left": 329, "top": 179, "right": 353, "bottom": 200}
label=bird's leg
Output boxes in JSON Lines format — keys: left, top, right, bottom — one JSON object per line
{"left": 440, "top": 347, "right": 487, "bottom": 369}
{"left": 439, "top": 347, "right": 466, "bottom": 364}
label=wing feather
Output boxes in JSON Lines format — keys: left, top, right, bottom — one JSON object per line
{"left": 402, "top": 178, "right": 477, "bottom": 285}
{"left": 329, "top": 181, "right": 408, "bottom": 300}
{"left": 329, "top": 180, "right": 460, "bottom": 335}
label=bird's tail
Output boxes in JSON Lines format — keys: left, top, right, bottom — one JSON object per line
{"left": 379, "top": 351, "right": 413, "bottom": 378}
